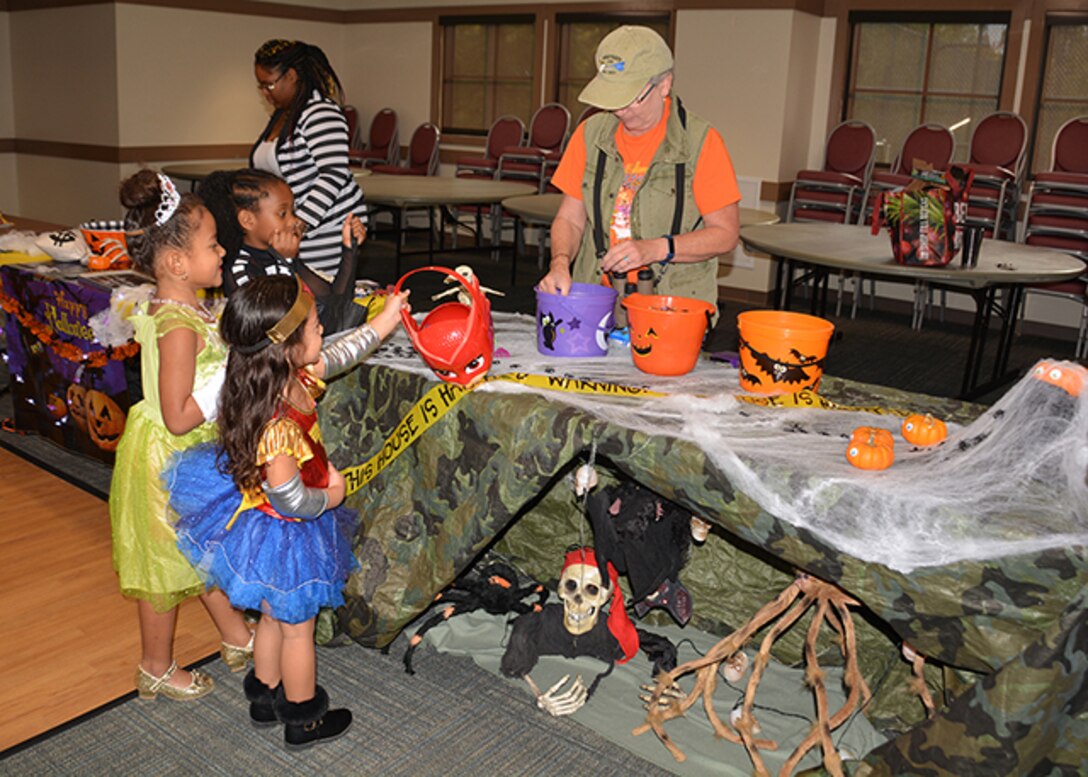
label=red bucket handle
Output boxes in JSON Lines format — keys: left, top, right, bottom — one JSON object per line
{"left": 392, "top": 265, "right": 486, "bottom": 365}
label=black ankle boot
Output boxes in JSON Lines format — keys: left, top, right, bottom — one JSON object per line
{"left": 274, "top": 685, "right": 352, "bottom": 751}
{"left": 242, "top": 670, "right": 278, "bottom": 727}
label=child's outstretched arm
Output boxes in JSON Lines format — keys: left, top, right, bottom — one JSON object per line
{"left": 263, "top": 455, "right": 344, "bottom": 516}
{"left": 314, "top": 290, "right": 409, "bottom": 380}
{"left": 158, "top": 327, "right": 211, "bottom": 434}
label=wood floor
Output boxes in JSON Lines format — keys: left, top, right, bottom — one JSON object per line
{"left": 0, "top": 447, "right": 221, "bottom": 752}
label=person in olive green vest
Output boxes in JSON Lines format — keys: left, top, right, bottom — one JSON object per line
{"left": 539, "top": 26, "right": 742, "bottom": 326}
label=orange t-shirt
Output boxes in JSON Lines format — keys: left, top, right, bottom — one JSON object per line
{"left": 551, "top": 98, "right": 741, "bottom": 250}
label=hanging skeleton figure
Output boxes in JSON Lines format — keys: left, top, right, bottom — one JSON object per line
{"left": 402, "top": 561, "right": 548, "bottom": 674}
{"left": 586, "top": 479, "right": 696, "bottom": 626}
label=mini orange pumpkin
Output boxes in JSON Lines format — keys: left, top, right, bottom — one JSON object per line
{"left": 85, "top": 389, "right": 126, "bottom": 451}
{"left": 1032, "top": 361, "right": 1086, "bottom": 397}
{"left": 846, "top": 431, "right": 895, "bottom": 470}
{"left": 901, "top": 413, "right": 948, "bottom": 447}
{"left": 850, "top": 426, "right": 894, "bottom": 448}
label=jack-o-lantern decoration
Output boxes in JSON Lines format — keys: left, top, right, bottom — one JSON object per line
{"left": 1032, "top": 361, "right": 1086, "bottom": 397}
{"left": 85, "top": 389, "right": 126, "bottom": 451}
{"left": 850, "top": 426, "right": 893, "bottom": 448}
{"left": 901, "top": 413, "right": 948, "bottom": 447}
{"left": 67, "top": 384, "right": 88, "bottom": 432}
{"left": 846, "top": 430, "right": 895, "bottom": 470}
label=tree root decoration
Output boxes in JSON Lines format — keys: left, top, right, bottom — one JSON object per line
{"left": 634, "top": 574, "right": 872, "bottom": 777}
{"left": 902, "top": 642, "right": 936, "bottom": 718}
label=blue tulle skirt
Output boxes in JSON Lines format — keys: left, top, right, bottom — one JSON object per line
{"left": 165, "top": 443, "right": 360, "bottom": 624}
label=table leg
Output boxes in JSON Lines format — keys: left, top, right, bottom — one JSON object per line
{"left": 959, "top": 287, "right": 995, "bottom": 399}
{"left": 512, "top": 216, "right": 522, "bottom": 286}
{"left": 991, "top": 286, "right": 1022, "bottom": 382}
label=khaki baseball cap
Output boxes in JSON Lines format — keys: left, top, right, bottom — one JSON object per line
{"left": 578, "top": 26, "right": 674, "bottom": 110}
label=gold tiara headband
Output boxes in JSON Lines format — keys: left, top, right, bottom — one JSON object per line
{"left": 234, "top": 276, "right": 313, "bottom": 354}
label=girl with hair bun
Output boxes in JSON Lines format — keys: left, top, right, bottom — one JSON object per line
{"left": 109, "top": 169, "right": 254, "bottom": 701}
{"left": 250, "top": 40, "right": 367, "bottom": 278}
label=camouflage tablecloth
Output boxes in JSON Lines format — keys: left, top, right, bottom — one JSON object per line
{"left": 321, "top": 357, "right": 1088, "bottom": 775}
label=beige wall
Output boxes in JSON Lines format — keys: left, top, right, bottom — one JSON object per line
{"left": 341, "top": 21, "right": 433, "bottom": 148}
{"left": 0, "top": 12, "right": 16, "bottom": 213}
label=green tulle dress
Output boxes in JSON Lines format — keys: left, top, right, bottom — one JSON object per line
{"left": 109, "top": 302, "right": 226, "bottom": 612}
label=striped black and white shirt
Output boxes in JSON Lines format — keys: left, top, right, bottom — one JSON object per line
{"left": 222, "top": 245, "right": 294, "bottom": 296}
{"left": 251, "top": 92, "right": 367, "bottom": 275}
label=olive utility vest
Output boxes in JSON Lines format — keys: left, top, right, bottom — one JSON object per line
{"left": 571, "top": 96, "right": 720, "bottom": 318}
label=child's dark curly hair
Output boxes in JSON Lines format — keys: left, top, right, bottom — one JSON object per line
{"left": 255, "top": 39, "right": 344, "bottom": 144}
{"left": 218, "top": 274, "right": 310, "bottom": 493}
{"left": 119, "top": 169, "right": 204, "bottom": 276}
{"left": 198, "top": 168, "right": 283, "bottom": 261}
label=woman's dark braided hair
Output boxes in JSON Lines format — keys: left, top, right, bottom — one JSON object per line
{"left": 218, "top": 274, "right": 308, "bottom": 493}
{"left": 197, "top": 168, "right": 283, "bottom": 260}
{"left": 119, "top": 169, "right": 204, "bottom": 276}
{"left": 254, "top": 39, "right": 345, "bottom": 145}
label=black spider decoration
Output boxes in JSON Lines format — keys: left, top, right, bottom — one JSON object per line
{"left": 402, "top": 561, "right": 548, "bottom": 674}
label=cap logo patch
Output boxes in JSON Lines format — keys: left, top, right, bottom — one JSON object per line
{"left": 598, "top": 54, "right": 625, "bottom": 75}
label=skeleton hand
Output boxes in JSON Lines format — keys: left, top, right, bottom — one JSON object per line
{"left": 639, "top": 680, "right": 684, "bottom": 710}
{"left": 524, "top": 674, "right": 588, "bottom": 717}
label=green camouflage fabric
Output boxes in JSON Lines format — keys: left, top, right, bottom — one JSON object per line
{"left": 320, "top": 366, "right": 1088, "bottom": 775}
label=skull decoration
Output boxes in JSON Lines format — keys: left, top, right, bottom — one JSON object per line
{"left": 558, "top": 560, "right": 610, "bottom": 635}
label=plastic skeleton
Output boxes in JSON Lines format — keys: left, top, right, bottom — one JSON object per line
{"left": 430, "top": 265, "right": 504, "bottom": 306}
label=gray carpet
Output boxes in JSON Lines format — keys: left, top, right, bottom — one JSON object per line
{"left": 1, "top": 634, "right": 676, "bottom": 776}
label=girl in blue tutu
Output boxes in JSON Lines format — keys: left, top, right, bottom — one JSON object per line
{"left": 167, "top": 274, "right": 407, "bottom": 750}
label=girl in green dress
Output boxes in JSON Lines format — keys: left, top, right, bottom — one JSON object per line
{"left": 109, "top": 170, "right": 253, "bottom": 701}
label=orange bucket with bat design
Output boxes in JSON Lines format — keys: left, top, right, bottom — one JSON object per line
{"left": 736, "top": 310, "right": 834, "bottom": 394}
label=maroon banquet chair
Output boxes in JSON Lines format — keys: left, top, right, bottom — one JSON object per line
{"left": 1016, "top": 116, "right": 1088, "bottom": 358}
{"left": 369, "top": 122, "right": 440, "bottom": 176}
{"left": 455, "top": 115, "right": 525, "bottom": 180}
{"left": 352, "top": 108, "right": 399, "bottom": 169}
{"left": 962, "top": 112, "right": 1028, "bottom": 239}
{"left": 862, "top": 123, "right": 956, "bottom": 223}
{"left": 787, "top": 120, "right": 877, "bottom": 225}
{"left": 497, "top": 103, "right": 571, "bottom": 193}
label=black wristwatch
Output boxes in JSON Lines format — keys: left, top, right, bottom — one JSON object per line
{"left": 661, "top": 234, "right": 675, "bottom": 264}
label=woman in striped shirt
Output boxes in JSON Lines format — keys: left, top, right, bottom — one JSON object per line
{"left": 250, "top": 40, "right": 367, "bottom": 277}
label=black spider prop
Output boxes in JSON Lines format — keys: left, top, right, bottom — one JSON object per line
{"left": 402, "top": 561, "right": 548, "bottom": 674}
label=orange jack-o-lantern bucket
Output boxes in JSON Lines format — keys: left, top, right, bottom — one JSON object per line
{"left": 393, "top": 266, "right": 494, "bottom": 386}
{"left": 622, "top": 293, "right": 715, "bottom": 376}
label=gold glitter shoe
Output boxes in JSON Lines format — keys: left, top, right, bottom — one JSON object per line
{"left": 220, "top": 631, "right": 255, "bottom": 673}
{"left": 135, "top": 662, "right": 214, "bottom": 701}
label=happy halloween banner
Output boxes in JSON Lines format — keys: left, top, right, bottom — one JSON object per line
{"left": 0, "top": 266, "right": 136, "bottom": 463}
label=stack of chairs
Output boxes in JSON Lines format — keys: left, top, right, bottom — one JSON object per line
{"left": 787, "top": 120, "right": 876, "bottom": 225}
{"left": 1018, "top": 115, "right": 1088, "bottom": 358}
{"left": 350, "top": 107, "right": 399, "bottom": 169}
{"left": 450, "top": 115, "right": 526, "bottom": 248}
{"left": 962, "top": 112, "right": 1028, "bottom": 239}
{"left": 497, "top": 103, "right": 571, "bottom": 193}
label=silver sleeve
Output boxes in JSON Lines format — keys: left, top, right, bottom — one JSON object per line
{"left": 262, "top": 472, "right": 328, "bottom": 519}
{"left": 320, "top": 323, "right": 382, "bottom": 379}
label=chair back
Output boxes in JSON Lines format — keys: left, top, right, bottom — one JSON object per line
{"left": 893, "top": 123, "right": 955, "bottom": 175}
{"left": 368, "top": 108, "right": 399, "bottom": 165}
{"left": 1051, "top": 115, "right": 1088, "bottom": 175}
{"left": 823, "top": 120, "right": 877, "bottom": 183}
{"left": 968, "top": 112, "right": 1027, "bottom": 177}
{"left": 343, "top": 105, "right": 363, "bottom": 151}
{"left": 575, "top": 105, "right": 604, "bottom": 128}
{"left": 406, "top": 122, "right": 441, "bottom": 175}
{"left": 527, "top": 103, "right": 571, "bottom": 152}
{"left": 486, "top": 115, "right": 525, "bottom": 160}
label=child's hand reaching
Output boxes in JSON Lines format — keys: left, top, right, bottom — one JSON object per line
{"left": 342, "top": 214, "right": 367, "bottom": 248}
{"left": 325, "top": 463, "right": 346, "bottom": 508}
{"left": 270, "top": 225, "right": 302, "bottom": 259}
{"left": 370, "top": 290, "right": 409, "bottom": 339}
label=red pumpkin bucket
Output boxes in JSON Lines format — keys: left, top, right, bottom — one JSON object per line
{"left": 736, "top": 310, "right": 834, "bottom": 394}
{"left": 621, "top": 293, "right": 715, "bottom": 376}
{"left": 393, "top": 266, "right": 494, "bottom": 386}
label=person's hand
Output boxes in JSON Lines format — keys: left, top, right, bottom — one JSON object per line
{"left": 539, "top": 264, "right": 573, "bottom": 295}
{"left": 342, "top": 214, "right": 367, "bottom": 247}
{"left": 325, "top": 463, "right": 346, "bottom": 508}
{"left": 600, "top": 238, "right": 661, "bottom": 274}
{"left": 370, "top": 290, "right": 410, "bottom": 339}
{"left": 270, "top": 226, "right": 302, "bottom": 259}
